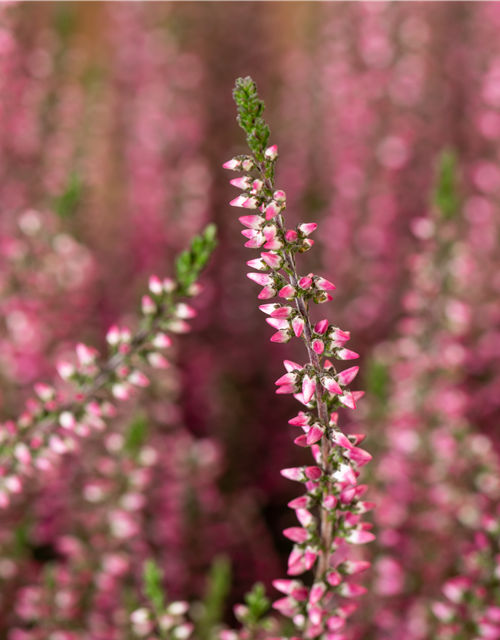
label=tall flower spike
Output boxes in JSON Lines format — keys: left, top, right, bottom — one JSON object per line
{"left": 224, "top": 76, "right": 373, "bottom": 639}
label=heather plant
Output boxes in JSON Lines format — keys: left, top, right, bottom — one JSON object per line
{"left": 222, "top": 77, "right": 374, "bottom": 640}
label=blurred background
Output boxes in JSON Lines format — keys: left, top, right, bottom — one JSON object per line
{"left": 1, "top": 2, "right": 500, "bottom": 639}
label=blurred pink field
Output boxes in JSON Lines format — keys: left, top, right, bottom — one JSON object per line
{"left": 0, "top": 2, "right": 500, "bottom": 639}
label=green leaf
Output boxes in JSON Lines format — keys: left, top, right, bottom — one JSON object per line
{"left": 244, "top": 582, "right": 270, "bottom": 623}
{"left": 434, "top": 150, "right": 460, "bottom": 220}
{"left": 197, "top": 556, "right": 231, "bottom": 640}
{"left": 124, "top": 414, "right": 148, "bottom": 454}
{"left": 365, "top": 358, "right": 389, "bottom": 403}
{"left": 54, "top": 172, "right": 83, "bottom": 218}
{"left": 143, "top": 558, "right": 166, "bottom": 614}
{"left": 175, "top": 224, "right": 217, "bottom": 294}
{"left": 233, "top": 77, "right": 271, "bottom": 162}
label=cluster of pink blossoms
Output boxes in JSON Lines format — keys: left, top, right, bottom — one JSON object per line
{"left": 220, "top": 77, "right": 375, "bottom": 640}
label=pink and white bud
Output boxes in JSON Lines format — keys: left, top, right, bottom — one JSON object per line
{"left": 56, "top": 361, "right": 75, "bottom": 380}
{"left": 242, "top": 158, "right": 255, "bottom": 171}
{"left": 279, "top": 285, "right": 297, "bottom": 300}
{"left": 309, "top": 582, "right": 327, "bottom": 606}
{"left": 312, "top": 339, "right": 324, "bottom": 355}
{"left": 442, "top": 577, "right": 472, "bottom": 604}
{"left": 59, "top": 411, "right": 76, "bottom": 430}
{"left": 306, "top": 425, "right": 324, "bottom": 445}
{"left": 304, "top": 548, "right": 318, "bottom": 570}
{"left": 292, "top": 317, "right": 305, "bottom": 337}
{"left": 274, "top": 190, "right": 286, "bottom": 202}
{"left": 333, "top": 463, "right": 357, "bottom": 485}
{"left": 322, "top": 376, "right": 342, "bottom": 395}
{"left": 342, "top": 561, "right": 371, "bottom": 575}
{"left": 149, "top": 275, "right": 163, "bottom": 295}
{"left": 315, "top": 277, "right": 336, "bottom": 291}
{"left": 175, "top": 303, "right": 197, "bottom": 319}
{"left": 251, "top": 179, "right": 264, "bottom": 193}
{"left": 338, "top": 583, "right": 367, "bottom": 598}
{"left": 230, "top": 176, "right": 252, "bottom": 189}
{"left": 272, "top": 597, "right": 297, "bottom": 618}
{"left": 285, "top": 230, "right": 298, "bottom": 242}
{"left": 267, "top": 318, "right": 290, "bottom": 330}
{"left": 152, "top": 333, "right": 172, "bottom": 349}
{"left": 328, "top": 328, "right": 350, "bottom": 346}
{"left": 261, "top": 252, "right": 283, "bottom": 269}
{"left": 336, "top": 349, "right": 359, "bottom": 360}
{"left": 327, "top": 616, "right": 346, "bottom": 632}
{"left": 271, "top": 306, "right": 294, "bottom": 318}
{"left": 308, "top": 607, "right": 323, "bottom": 626}
{"left": 271, "top": 330, "right": 291, "bottom": 344}
{"left": 302, "top": 376, "right": 316, "bottom": 404}
{"left": 264, "top": 201, "right": 282, "bottom": 221}
{"left": 231, "top": 195, "right": 258, "bottom": 209}
{"left": 281, "top": 467, "right": 305, "bottom": 482}
{"left": 5, "top": 475, "right": 22, "bottom": 493}
{"left": 323, "top": 495, "right": 338, "bottom": 510}
{"left": 129, "top": 371, "right": 150, "bottom": 387}
{"left": 167, "top": 601, "right": 190, "bottom": 616}
{"left": 259, "top": 303, "right": 279, "bottom": 315}
{"left": 163, "top": 277, "right": 176, "bottom": 293}
{"left": 294, "top": 435, "right": 308, "bottom": 447}
{"left": 258, "top": 285, "right": 277, "bottom": 299}
{"left": 345, "top": 447, "right": 372, "bottom": 467}
{"left": 337, "top": 366, "right": 359, "bottom": 386}
{"left": 141, "top": 295, "right": 156, "bottom": 315}
{"left": 340, "top": 487, "right": 356, "bottom": 504}
{"left": 34, "top": 383, "right": 55, "bottom": 402}
{"left": 283, "top": 527, "right": 309, "bottom": 543}
{"left": 245, "top": 234, "right": 266, "bottom": 249}
{"left": 106, "top": 325, "right": 121, "bottom": 346}
{"left": 240, "top": 214, "right": 264, "bottom": 229}
{"left": 331, "top": 431, "right": 354, "bottom": 450}
{"left": 289, "top": 412, "right": 311, "bottom": 426}
{"left": 297, "top": 223, "right": 317, "bottom": 236}
{"left": 48, "top": 435, "right": 67, "bottom": 455}
{"left": 356, "top": 501, "right": 375, "bottom": 513}
{"left": 265, "top": 145, "right": 278, "bottom": 160}
{"left": 147, "top": 353, "right": 170, "bottom": 369}
{"left": 288, "top": 496, "right": 311, "bottom": 509}
{"left": 263, "top": 224, "right": 278, "bottom": 241}
{"left": 264, "top": 238, "right": 284, "bottom": 250}
{"left": 305, "top": 466, "right": 322, "bottom": 481}
{"left": 112, "top": 383, "right": 130, "bottom": 400}
{"left": 76, "top": 344, "right": 97, "bottom": 366}
{"left": 222, "top": 158, "right": 242, "bottom": 171}
{"left": 247, "top": 272, "right": 273, "bottom": 286}
{"left": 346, "top": 530, "right": 376, "bottom": 545}
{"left": 339, "top": 392, "right": 356, "bottom": 410}
{"left": 298, "top": 276, "right": 313, "bottom": 290}
{"left": 302, "top": 238, "right": 314, "bottom": 250}
{"left": 14, "top": 443, "right": 31, "bottom": 466}
{"left": 284, "top": 360, "right": 303, "bottom": 372}
{"left": 314, "top": 319, "right": 329, "bottom": 335}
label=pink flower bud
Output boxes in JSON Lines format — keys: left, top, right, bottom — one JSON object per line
{"left": 333, "top": 463, "right": 357, "bottom": 485}
{"left": 315, "top": 277, "right": 336, "bottom": 291}
{"left": 247, "top": 272, "right": 274, "bottom": 286}
{"left": 312, "top": 339, "right": 324, "bottom": 354}
{"left": 283, "top": 527, "right": 309, "bottom": 543}
{"left": 302, "top": 238, "right": 314, "bottom": 250}
{"left": 147, "top": 353, "right": 170, "bottom": 369}
{"left": 331, "top": 431, "right": 353, "bottom": 450}
{"left": 231, "top": 195, "right": 255, "bottom": 208}
{"left": 305, "top": 466, "right": 322, "bottom": 480}
{"left": 298, "top": 276, "right": 312, "bottom": 289}
{"left": 5, "top": 475, "right": 22, "bottom": 493}
{"left": 352, "top": 391, "right": 365, "bottom": 402}
{"left": 129, "top": 371, "right": 150, "bottom": 387}
{"left": 304, "top": 548, "right": 318, "bottom": 570}
{"left": 271, "top": 330, "right": 291, "bottom": 343}
{"left": 240, "top": 214, "right": 264, "bottom": 229}
{"left": 265, "top": 144, "right": 278, "bottom": 160}
{"left": 292, "top": 317, "right": 305, "bottom": 337}
{"left": 346, "top": 530, "right": 376, "bottom": 545}
{"left": 245, "top": 234, "right": 266, "bottom": 249}
{"left": 294, "top": 434, "right": 308, "bottom": 447}
{"left": 356, "top": 501, "right": 375, "bottom": 513}
{"left": 163, "top": 277, "right": 176, "bottom": 292}
{"left": 49, "top": 435, "right": 67, "bottom": 455}
{"left": 34, "top": 383, "right": 54, "bottom": 402}
{"left": 259, "top": 303, "right": 280, "bottom": 314}
{"left": 297, "top": 223, "right": 317, "bottom": 236}
{"left": 336, "top": 349, "right": 359, "bottom": 360}
{"left": 323, "top": 495, "right": 338, "bottom": 510}
{"left": 60, "top": 411, "right": 76, "bottom": 430}
{"left": 263, "top": 224, "right": 277, "bottom": 241}
{"left": 141, "top": 295, "right": 156, "bottom": 315}
{"left": 260, "top": 252, "right": 283, "bottom": 269}
{"left": 338, "top": 583, "right": 367, "bottom": 598}
{"left": 337, "top": 366, "right": 359, "bottom": 386}
{"left": 112, "top": 383, "right": 130, "bottom": 400}
{"left": 14, "top": 443, "right": 31, "bottom": 465}
{"left": 322, "top": 376, "right": 342, "bottom": 395}
{"left": 258, "top": 285, "right": 277, "bottom": 299}
{"left": 285, "top": 230, "right": 298, "bottom": 242}
{"left": 152, "top": 333, "right": 172, "bottom": 349}
{"left": 274, "top": 190, "right": 286, "bottom": 202}
{"left": 309, "top": 582, "right": 327, "bottom": 605}
{"left": 106, "top": 325, "right": 121, "bottom": 346}
{"left": 288, "top": 496, "right": 310, "bottom": 509}
{"left": 284, "top": 360, "right": 303, "bottom": 372}
{"left": 175, "top": 303, "right": 197, "bottom": 319}
{"left": 76, "top": 344, "right": 97, "bottom": 366}
{"left": 222, "top": 158, "right": 241, "bottom": 170}
{"left": 277, "top": 384, "right": 298, "bottom": 395}
{"left": 281, "top": 467, "right": 305, "bottom": 482}
{"left": 328, "top": 327, "right": 350, "bottom": 345}
{"left": 314, "top": 319, "right": 329, "bottom": 335}
{"left": 56, "top": 361, "right": 75, "bottom": 380}
{"left": 267, "top": 318, "right": 290, "bottom": 330}
{"left": 342, "top": 561, "right": 371, "bottom": 575}
{"left": 264, "top": 201, "right": 282, "bottom": 221}
{"left": 340, "top": 487, "right": 356, "bottom": 504}
{"left": 251, "top": 179, "right": 263, "bottom": 193}
{"left": 327, "top": 616, "right": 346, "bottom": 632}
{"left": 279, "top": 285, "right": 297, "bottom": 300}
{"left": 302, "top": 375, "right": 316, "bottom": 404}
{"left": 264, "top": 238, "right": 284, "bottom": 250}
{"left": 270, "top": 306, "right": 293, "bottom": 319}
{"left": 149, "top": 275, "right": 163, "bottom": 295}
{"left": 289, "top": 412, "right": 311, "bottom": 426}
{"left": 306, "top": 425, "right": 324, "bottom": 445}
{"left": 345, "top": 447, "right": 371, "bottom": 466}
{"left": 339, "top": 392, "right": 356, "bottom": 410}
{"left": 443, "top": 577, "right": 472, "bottom": 603}
{"left": 230, "top": 176, "right": 252, "bottom": 189}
